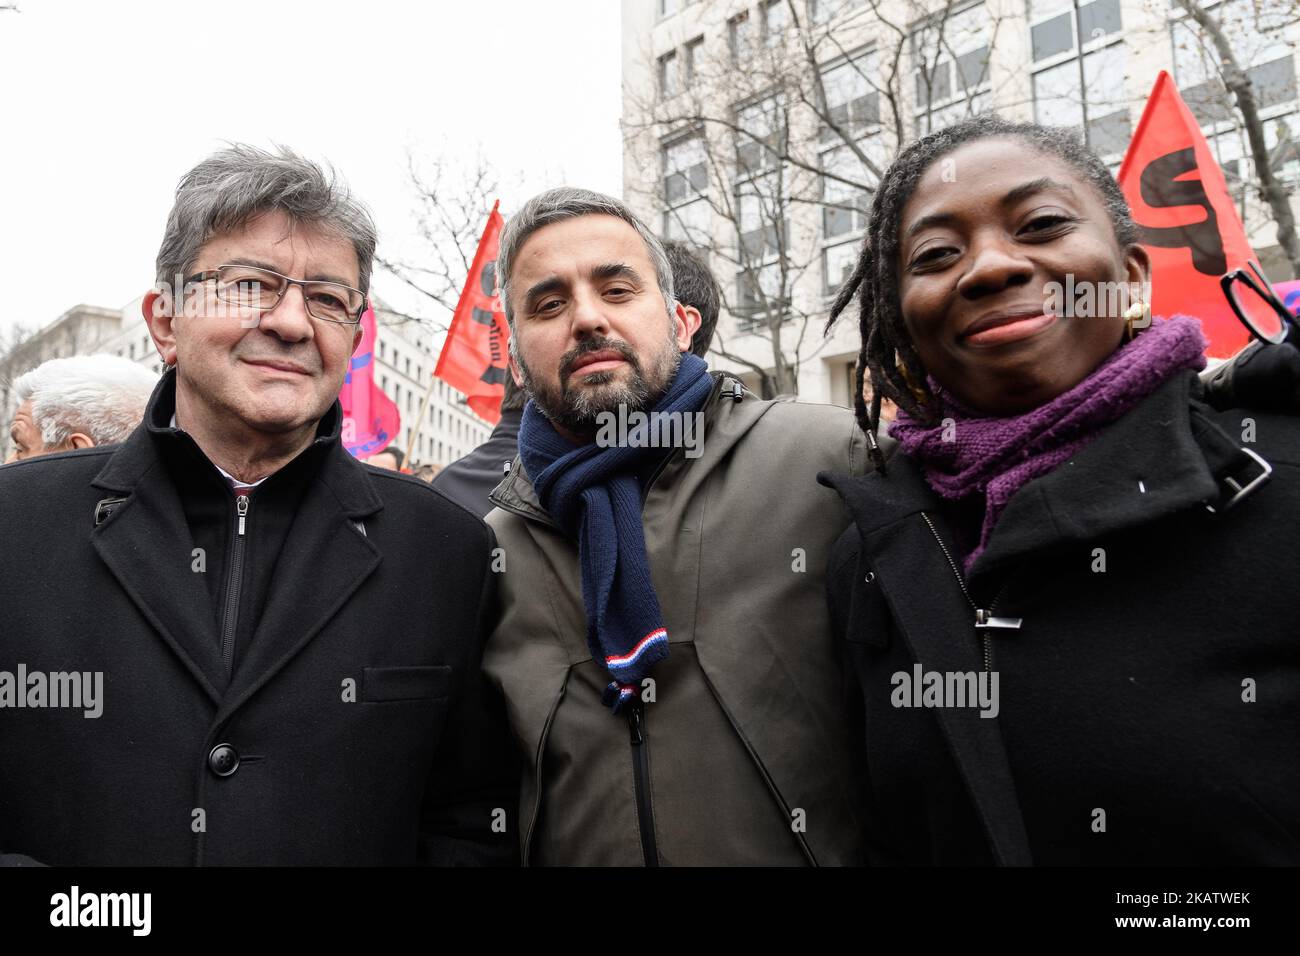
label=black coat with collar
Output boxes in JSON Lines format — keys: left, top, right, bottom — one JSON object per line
{"left": 0, "top": 374, "right": 517, "bottom": 866}
{"left": 820, "top": 370, "right": 1300, "bottom": 865}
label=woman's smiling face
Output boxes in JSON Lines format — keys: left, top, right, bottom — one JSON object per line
{"left": 896, "top": 137, "right": 1150, "bottom": 416}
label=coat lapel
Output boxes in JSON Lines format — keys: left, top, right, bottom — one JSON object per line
{"left": 823, "top": 467, "right": 1034, "bottom": 865}
{"left": 218, "top": 444, "right": 383, "bottom": 721}
{"left": 91, "top": 428, "right": 226, "bottom": 704}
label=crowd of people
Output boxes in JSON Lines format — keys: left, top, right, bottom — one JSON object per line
{"left": 1, "top": 122, "right": 1297, "bottom": 866}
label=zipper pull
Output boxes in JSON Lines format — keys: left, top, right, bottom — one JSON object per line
{"left": 627, "top": 704, "right": 645, "bottom": 745}
{"left": 974, "top": 608, "right": 1022, "bottom": 629}
{"left": 236, "top": 495, "right": 249, "bottom": 536}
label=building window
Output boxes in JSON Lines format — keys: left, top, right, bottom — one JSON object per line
{"left": 761, "top": 0, "right": 787, "bottom": 47}
{"left": 810, "top": 0, "right": 865, "bottom": 26}
{"left": 662, "top": 131, "right": 710, "bottom": 246}
{"left": 1026, "top": 0, "right": 1129, "bottom": 156}
{"left": 735, "top": 261, "right": 790, "bottom": 331}
{"left": 824, "top": 241, "right": 861, "bottom": 296}
{"left": 684, "top": 36, "right": 704, "bottom": 86}
{"left": 735, "top": 95, "right": 784, "bottom": 176}
{"left": 737, "top": 174, "right": 788, "bottom": 259}
{"left": 380, "top": 341, "right": 386, "bottom": 360}
{"left": 728, "top": 11, "right": 752, "bottom": 65}
{"left": 405, "top": 357, "right": 411, "bottom": 376}
{"left": 820, "top": 49, "right": 881, "bottom": 144}
{"left": 1032, "top": 38, "right": 1129, "bottom": 156}
{"left": 733, "top": 94, "right": 791, "bottom": 331}
{"left": 820, "top": 142, "right": 881, "bottom": 240}
{"left": 911, "top": 1, "right": 992, "bottom": 135}
{"left": 1173, "top": 0, "right": 1297, "bottom": 128}
{"left": 658, "top": 49, "right": 680, "bottom": 98}
{"left": 659, "top": 0, "right": 679, "bottom": 18}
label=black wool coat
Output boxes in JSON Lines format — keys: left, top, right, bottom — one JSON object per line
{"left": 820, "top": 370, "right": 1300, "bottom": 865}
{"left": 0, "top": 376, "right": 517, "bottom": 866}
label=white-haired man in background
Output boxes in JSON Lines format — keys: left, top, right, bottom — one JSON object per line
{"left": 5, "top": 354, "right": 158, "bottom": 463}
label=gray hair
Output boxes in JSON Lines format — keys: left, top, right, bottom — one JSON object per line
{"left": 496, "top": 187, "right": 675, "bottom": 329}
{"left": 14, "top": 354, "right": 159, "bottom": 447}
{"left": 154, "top": 144, "right": 377, "bottom": 296}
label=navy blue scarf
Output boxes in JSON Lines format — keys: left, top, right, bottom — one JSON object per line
{"left": 518, "top": 352, "right": 714, "bottom": 713}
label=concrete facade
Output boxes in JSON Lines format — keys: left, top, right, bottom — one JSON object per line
{"left": 622, "top": 0, "right": 1300, "bottom": 407}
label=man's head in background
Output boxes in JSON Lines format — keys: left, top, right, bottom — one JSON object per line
{"left": 496, "top": 187, "right": 691, "bottom": 438}
{"left": 6, "top": 355, "right": 159, "bottom": 463}
{"left": 366, "top": 445, "right": 404, "bottom": 471}
{"left": 142, "top": 145, "right": 374, "bottom": 454}
{"left": 661, "top": 241, "right": 720, "bottom": 359}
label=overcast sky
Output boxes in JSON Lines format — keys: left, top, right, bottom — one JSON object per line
{"left": 0, "top": 0, "right": 625, "bottom": 335}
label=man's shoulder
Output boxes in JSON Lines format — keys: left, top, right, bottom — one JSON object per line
{"left": 357, "top": 462, "right": 493, "bottom": 538}
{"left": 739, "top": 396, "right": 864, "bottom": 466}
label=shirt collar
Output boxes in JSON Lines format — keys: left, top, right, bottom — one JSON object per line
{"left": 169, "top": 411, "right": 270, "bottom": 489}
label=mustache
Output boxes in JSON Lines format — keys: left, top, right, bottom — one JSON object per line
{"left": 559, "top": 337, "right": 641, "bottom": 383}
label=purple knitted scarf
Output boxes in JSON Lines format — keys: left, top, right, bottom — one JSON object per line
{"left": 889, "top": 315, "right": 1208, "bottom": 572}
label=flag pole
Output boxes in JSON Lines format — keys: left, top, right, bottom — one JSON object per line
{"left": 406, "top": 367, "right": 439, "bottom": 467}
{"left": 407, "top": 198, "right": 501, "bottom": 466}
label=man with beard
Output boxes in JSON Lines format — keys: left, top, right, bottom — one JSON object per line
{"left": 483, "top": 187, "right": 871, "bottom": 865}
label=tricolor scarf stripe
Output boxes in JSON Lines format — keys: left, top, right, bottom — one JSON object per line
{"left": 518, "top": 353, "right": 714, "bottom": 714}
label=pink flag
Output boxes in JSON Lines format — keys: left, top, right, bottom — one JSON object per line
{"left": 339, "top": 302, "right": 401, "bottom": 458}
{"left": 1276, "top": 279, "right": 1300, "bottom": 320}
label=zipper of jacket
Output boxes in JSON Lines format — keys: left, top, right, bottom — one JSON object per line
{"left": 219, "top": 494, "right": 250, "bottom": 673}
{"left": 919, "top": 512, "right": 1019, "bottom": 672}
{"left": 626, "top": 701, "right": 660, "bottom": 867}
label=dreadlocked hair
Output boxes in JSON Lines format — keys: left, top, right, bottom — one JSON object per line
{"left": 826, "top": 116, "right": 1142, "bottom": 465}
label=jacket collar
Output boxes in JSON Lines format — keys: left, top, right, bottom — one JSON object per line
{"left": 93, "top": 367, "right": 375, "bottom": 513}
{"left": 89, "top": 369, "right": 383, "bottom": 704}
{"left": 488, "top": 371, "right": 756, "bottom": 527}
{"left": 824, "top": 371, "right": 1263, "bottom": 590}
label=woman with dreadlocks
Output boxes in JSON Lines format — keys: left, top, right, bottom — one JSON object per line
{"left": 819, "top": 116, "right": 1300, "bottom": 865}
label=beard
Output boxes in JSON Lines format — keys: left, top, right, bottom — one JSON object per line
{"left": 516, "top": 326, "right": 682, "bottom": 436}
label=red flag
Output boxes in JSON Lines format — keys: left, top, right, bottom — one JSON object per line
{"left": 435, "top": 201, "right": 511, "bottom": 425}
{"left": 339, "top": 302, "right": 402, "bottom": 458}
{"left": 1118, "top": 71, "right": 1259, "bottom": 358}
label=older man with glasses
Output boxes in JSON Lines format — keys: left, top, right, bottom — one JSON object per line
{"left": 0, "top": 145, "right": 517, "bottom": 866}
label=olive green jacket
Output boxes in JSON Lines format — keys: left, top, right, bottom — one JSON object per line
{"left": 484, "top": 373, "right": 871, "bottom": 865}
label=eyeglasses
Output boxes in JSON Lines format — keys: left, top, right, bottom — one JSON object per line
{"left": 184, "top": 264, "right": 366, "bottom": 325}
{"left": 1221, "top": 260, "right": 1296, "bottom": 345}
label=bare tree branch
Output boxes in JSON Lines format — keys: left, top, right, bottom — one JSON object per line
{"left": 1175, "top": 0, "right": 1300, "bottom": 278}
